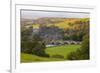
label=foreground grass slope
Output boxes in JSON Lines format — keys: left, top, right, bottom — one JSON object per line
{"left": 21, "top": 53, "right": 64, "bottom": 63}
{"left": 21, "top": 45, "right": 81, "bottom": 63}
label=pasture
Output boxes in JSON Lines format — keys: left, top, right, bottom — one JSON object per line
{"left": 21, "top": 44, "right": 81, "bottom": 63}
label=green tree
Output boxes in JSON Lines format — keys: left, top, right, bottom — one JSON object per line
{"left": 67, "top": 34, "right": 89, "bottom": 60}
{"left": 21, "top": 26, "right": 49, "bottom": 57}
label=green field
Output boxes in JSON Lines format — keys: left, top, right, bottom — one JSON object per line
{"left": 21, "top": 53, "right": 64, "bottom": 63}
{"left": 21, "top": 45, "right": 81, "bottom": 63}
{"left": 45, "top": 45, "right": 81, "bottom": 58}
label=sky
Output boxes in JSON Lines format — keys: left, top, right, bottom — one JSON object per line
{"left": 21, "top": 10, "right": 90, "bottom": 19}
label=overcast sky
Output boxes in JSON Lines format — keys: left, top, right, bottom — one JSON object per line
{"left": 21, "top": 10, "right": 90, "bottom": 19}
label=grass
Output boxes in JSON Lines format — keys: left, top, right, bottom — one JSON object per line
{"left": 21, "top": 44, "right": 81, "bottom": 63}
{"left": 45, "top": 45, "right": 80, "bottom": 58}
{"left": 21, "top": 53, "right": 64, "bottom": 63}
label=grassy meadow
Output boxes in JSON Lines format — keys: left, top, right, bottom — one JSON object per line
{"left": 21, "top": 44, "right": 81, "bottom": 63}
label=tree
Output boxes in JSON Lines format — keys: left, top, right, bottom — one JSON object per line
{"left": 67, "top": 34, "right": 89, "bottom": 60}
{"left": 39, "top": 25, "right": 64, "bottom": 44}
{"left": 31, "top": 34, "right": 49, "bottom": 57}
{"left": 21, "top": 26, "right": 33, "bottom": 53}
{"left": 21, "top": 25, "right": 49, "bottom": 57}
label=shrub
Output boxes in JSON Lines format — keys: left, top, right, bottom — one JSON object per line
{"left": 67, "top": 52, "right": 77, "bottom": 60}
{"left": 67, "top": 34, "right": 89, "bottom": 60}
{"left": 67, "top": 49, "right": 81, "bottom": 60}
{"left": 51, "top": 55, "right": 64, "bottom": 59}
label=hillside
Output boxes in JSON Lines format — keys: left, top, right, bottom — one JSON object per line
{"left": 21, "top": 17, "right": 89, "bottom": 30}
{"left": 21, "top": 44, "right": 80, "bottom": 63}
{"left": 32, "top": 18, "right": 89, "bottom": 29}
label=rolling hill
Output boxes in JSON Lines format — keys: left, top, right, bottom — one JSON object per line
{"left": 32, "top": 18, "right": 89, "bottom": 29}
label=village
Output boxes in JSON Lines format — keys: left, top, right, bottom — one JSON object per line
{"left": 46, "top": 40, "right": 81, "bottom": 47}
